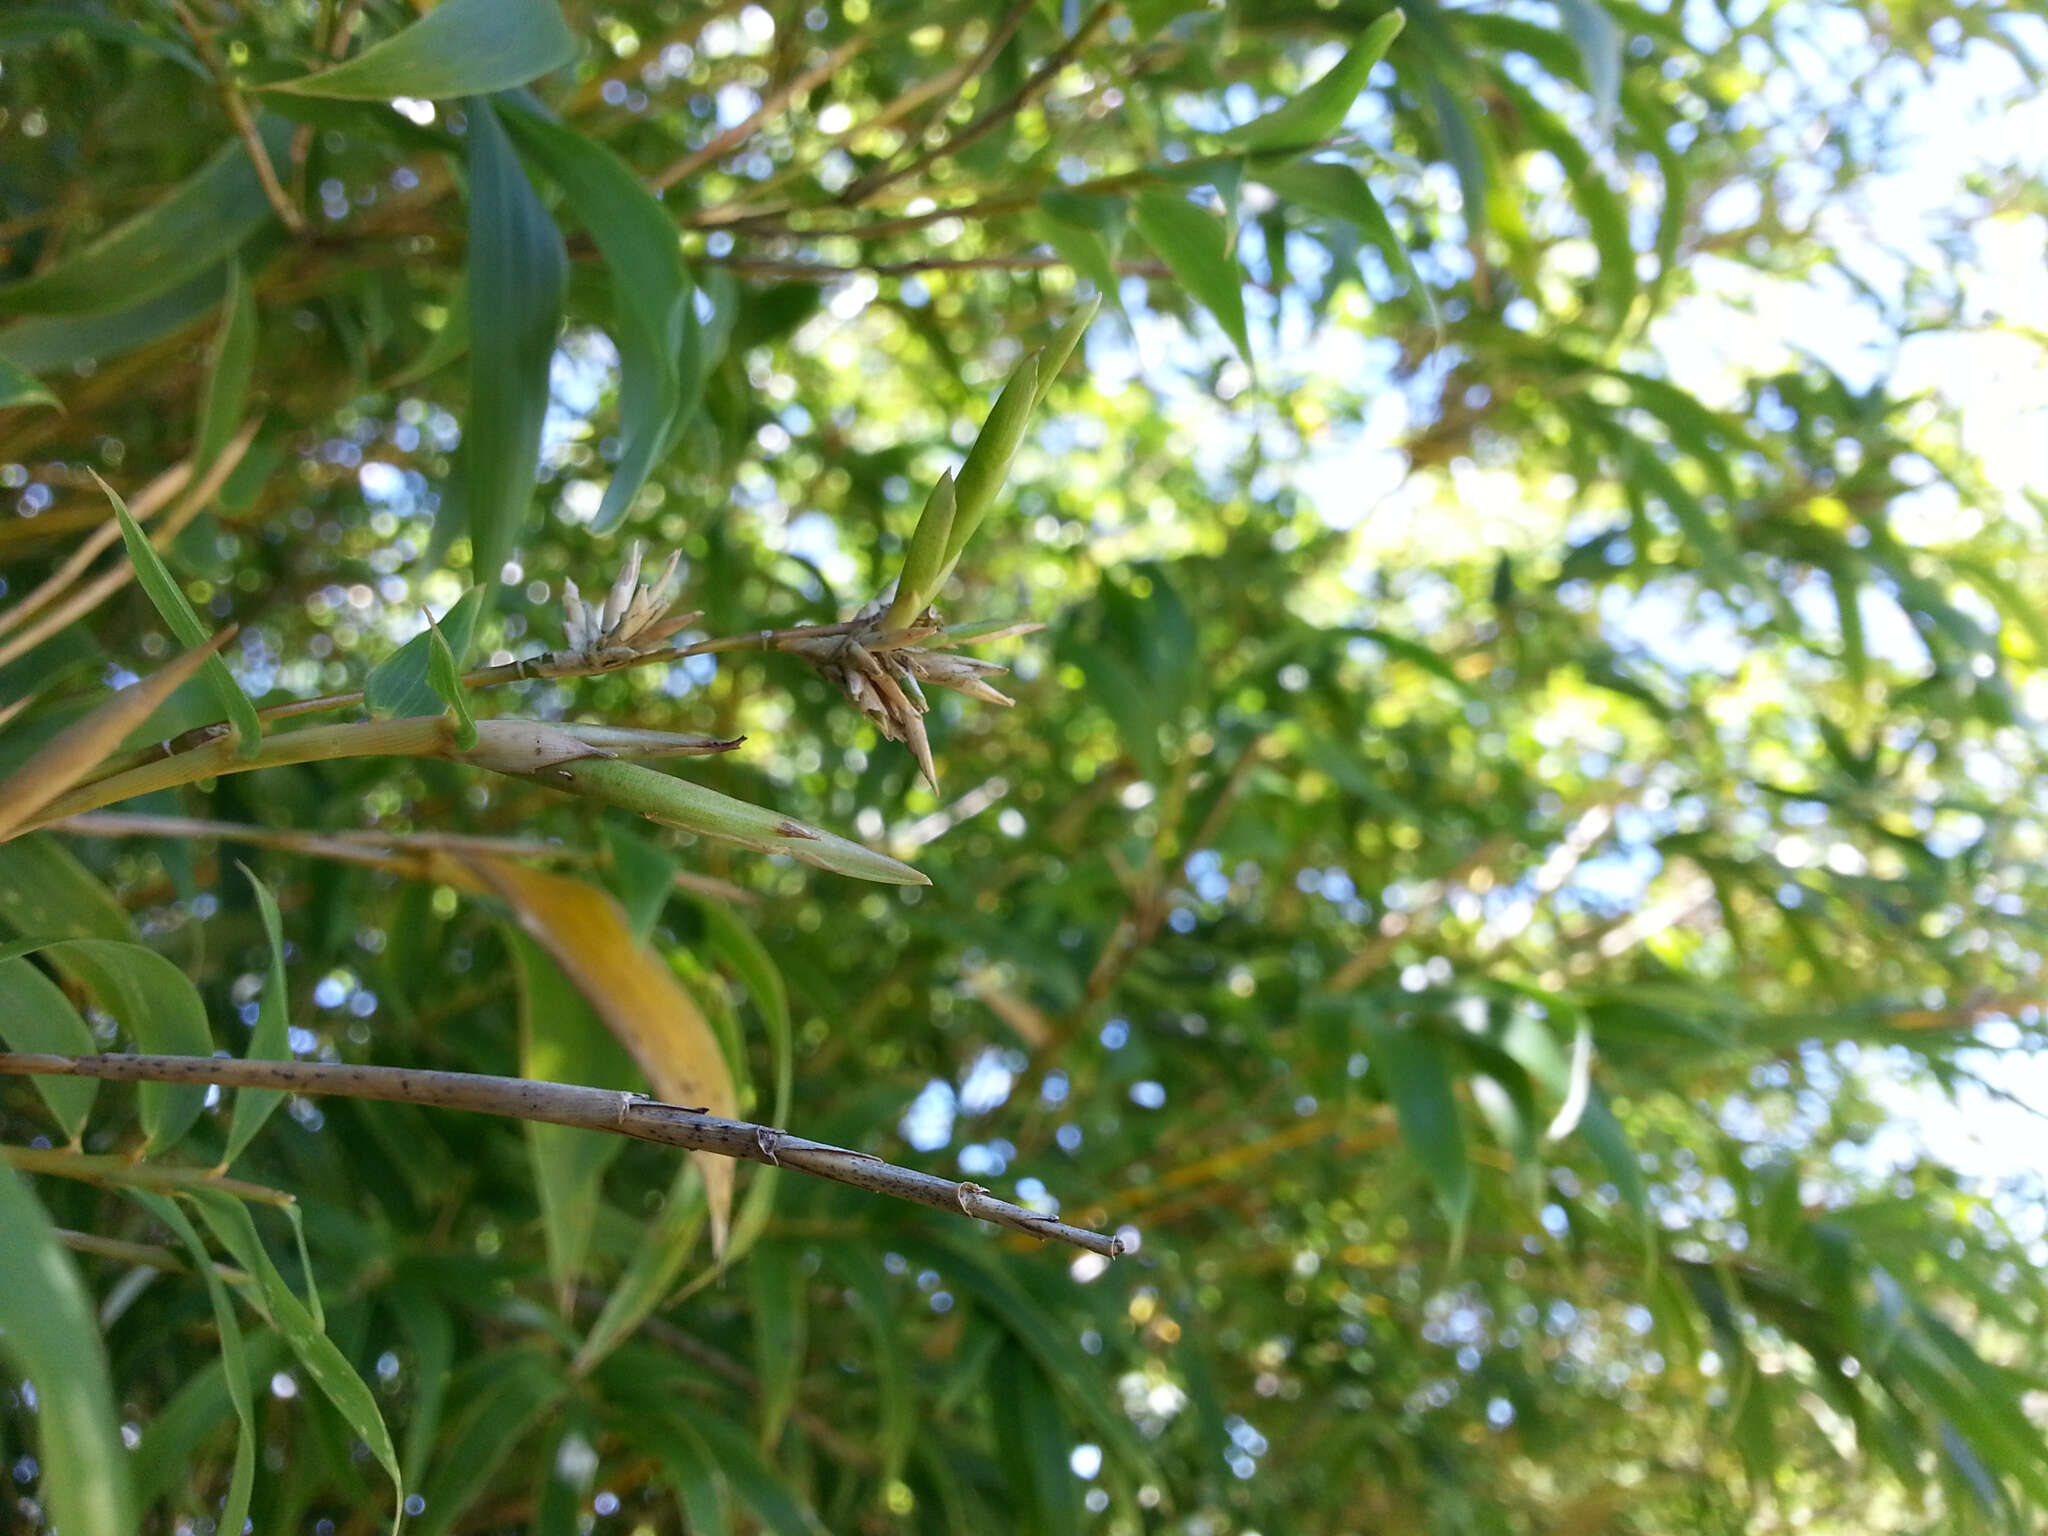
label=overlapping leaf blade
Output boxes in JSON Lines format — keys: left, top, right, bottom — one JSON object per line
{"left": 264, "top": 0, "right": 576, "bottom": 100}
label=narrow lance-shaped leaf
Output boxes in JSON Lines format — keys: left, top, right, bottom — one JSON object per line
{"left": 22, "top": 938, "right": 215, "bottom": 1154}
{"left": 1223, "top": 10, "right": 1405, "bottom": 152}
{"left": 1557, "top": 0, "right": 1623, "bottom": 137}
{"left": 1258, "top": 159, "right": 1440, "bottom": 334}
{"left": 750, "top": 1242, "right": 808, "bottom": 1450}
{"left": 0, "top": 835, "right": 132, "bottom": 940}
{"left": 410, "top": 1350, "right": 569, "bottom": 1536}
{"left": 365, "top": 586, "right": 486, "bottom": 720}
{"left": 0, "top": 120, "right": 293, "bottom": 316}
{"left": 463, "top": 98, "right": 567, "bottom": 584}
{"left": 0, "top": 1157, "right": 136, "bottom": 1536}
{"left": 184, "top": 1189, "right": 405, "bottom": 1524}
{"left": 508, "top": 926, "right": 639, "bottom": 1314}
{"left": 98, "top": 470, "right": 263, "bottom": 759}
{"left": 0, "top": 354, "right": 58, "bottom": 410}
{"left": 194, "top": 259, "right": 257, "bottom": 474}
{"left": 131, "top": 1193, "right": 258, "bottom": 1536}
{"left": 572, "top": 1161, "right": 707, "bottom": 1375}
{"left": 0, "top": 957, "right": 99, "bottom": 1139}
{"left": 1367, "top": 1018, "right": 1473, "bottom": 1227}
{"left": 498, "top": 101, "right": 695, "bottom": 533}
{"left": 696, "top": 893, "right": 793, "bottom": 1262}
{"left": 222, "top": 863, "right": 292, "bottom": 1166}
{"left": 262, "top": 0, "right": 576, "bottom": 100}
{"left": 1132, "top": 189, "right": 1252, "bottom": 363}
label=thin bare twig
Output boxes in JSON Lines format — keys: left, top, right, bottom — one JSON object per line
{"left": 4, "top": 1144, "right": 297, "bottom": 1206}
{"left": 54, "top": 811, "right": 604, "bottom": 869}
{"left": 172, "top": 1, "right": 305, "bottom": 233}
{"left": 837, "top": 0, "right": 1039, "bottom": 205}
{"left": 651, "top": 35, "right": 871, "bottom": 193}
{"left": 697, "top": 253, "right": 1169, "bottom": 281}
{"left": 0, "top": 1054, "right": 1126, "bottom": 1258}
{"left": 848, "top": 2, "right": 1115, "bottom": 206}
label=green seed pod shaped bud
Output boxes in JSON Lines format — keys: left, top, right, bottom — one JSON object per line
{"left": 883, "top": 469, "right": 958, "bottom": 631}
{"left": 936, "top": 350, "right": 1042, "bottom": 591}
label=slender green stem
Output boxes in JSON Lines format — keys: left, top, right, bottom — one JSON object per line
{"left": 5, "top": 1144, "right": 297, "bottom": 1206}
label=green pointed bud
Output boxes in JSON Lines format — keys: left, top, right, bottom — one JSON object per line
{"left": 940, "top": 350, "right": 1042, "bottom": 587}
{"left": 883, "top": 469, "right": 958, "bottom": 631}
{"left": 1033, "top": 294, "right": 1100, "bottom": 413}
{"left": 423, "top": 611, "right": 478, "bottom": 750}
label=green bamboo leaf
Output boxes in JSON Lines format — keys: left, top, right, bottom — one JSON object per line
{"left": 263, "top": 0, "right": 576, "bottom": 100}
{"left": 686, "top": 1413, "right": 832, "bottom": 1536}
{"left": 194, "top": 260, "right": 257, "bottom": 474}
{"left": 0, "top": 834, "right": 133, "bottom": 940}
{"left": 628, "top": 1407, "right": 730, "bottom": 1534}
{"left": 0, "top": 354, "right": 58, "bottom": 410}
{"left": 365, "top": 587, "right": 487, "bottom": 720}
{"left": 1366, "top": 1018, "right": 1472, "bottom": 1225}
{"left": 509, "top": 928, "right": 639, "bottom": 1313}
{"left": 535, "top": 1408, "right": 602, "bottom": 1536}
{"left": 1557, "top": 0, "right": 1622, "bottom": 136}
{"left": 1576, "top": 1087, "right": 1649, "bottom": 1218}
{"left": 0, "top": 1157, "right": 135, "bottom": 1536}
{"left": 0, "top": 263, "right": 234, "bottom": 374}
{"left": 463, "top": 98, "right": 567, "bottom": 582}
{"left": 572, "top": 1161, "right": 707, "bottom": 1374}
{"left": 1036, "top": 216, "right": 1123, "bottom": 310}
{"left": 903, "top": 1238, "right": 1161, "bottom": 1484}
{"left": 412, "top": 1349, "right": 568, "bottom": 1536}
{"left": 990, "top": 1338, "right": 1079, "bottom": 1536}
{"left": 603, "top": 824, "right": 679, "bottom": 944}
{"left": 389, "top": 1288, "right": 455, "bottom": 1488}
{"left": 0, "top": 956, "right": 99, "bottom": 1139}
{"left": 0, "top": 121, "right": 291, "bottom": 316}
{"left": 498, "top": 101, "right": 695, "bottom": 533}
{"left": 1427, "top": 82, "right": 1488, "bottom": 240}
{"left": 750, "top": 1241, "right": 808, "bottom": 1450}
{"left": 831, "top": 1250, "right": 915, "bottom": 1487}
{"left": 1224, "top": 11, "right": 1405, "bottom": 152}
{"left": 0, "top": 7, "right": 207, "bottom": 75}
{"left": 1033, "top": 295, "right": 1100, "bottom": 411}
{"left": 937, "top": 350, "right": 1043, "bottom": 589}
{"left": 693, "top": 893, "right": 792, "bottom": 1260}
{"left": 23, "top": 939, "right": 214, "bottom": 1154}
{"left": 99, "top": 470, "right": 263, "bottom": 759}
{"left": 1131, "top": 188, "right": 1251, "bottom": 362}
{"left": 130, "top": 1193, "right": 257, "bottom": 1536}
{"left": 185, "top": 1189, "right": 405, "bottom": 1523}
{"left": 547, "top": 757, "right": 930, "bottom": 886}
{"left": 1258, "top": 160, "right": 1439, "bottom": 332}
{"left": 884, "top": 470, "right": 957, "bottom": 627}
{"left": 384, "top": 279, "right": 472, "bottom": 387}
{"left": 222, "top": 864, "right": 291, "bottom": 1166}
{"left": 132, "top": 1333, "right": 285, "bottom": 1514}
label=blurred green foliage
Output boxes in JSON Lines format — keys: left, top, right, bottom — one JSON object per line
{"left": 3, "top": 1, "right": 2047, "bottom": 1533}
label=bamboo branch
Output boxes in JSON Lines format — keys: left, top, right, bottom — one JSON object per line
{"left": 651, "top": 34, "right": 871, "bottom": 193}
{"left": 0, "top": 1054, "right": 1125, "bottom": 1258}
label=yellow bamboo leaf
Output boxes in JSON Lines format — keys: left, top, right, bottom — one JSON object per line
{"left": 450, "top": 854, "right": 738, "bottom": 1252}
